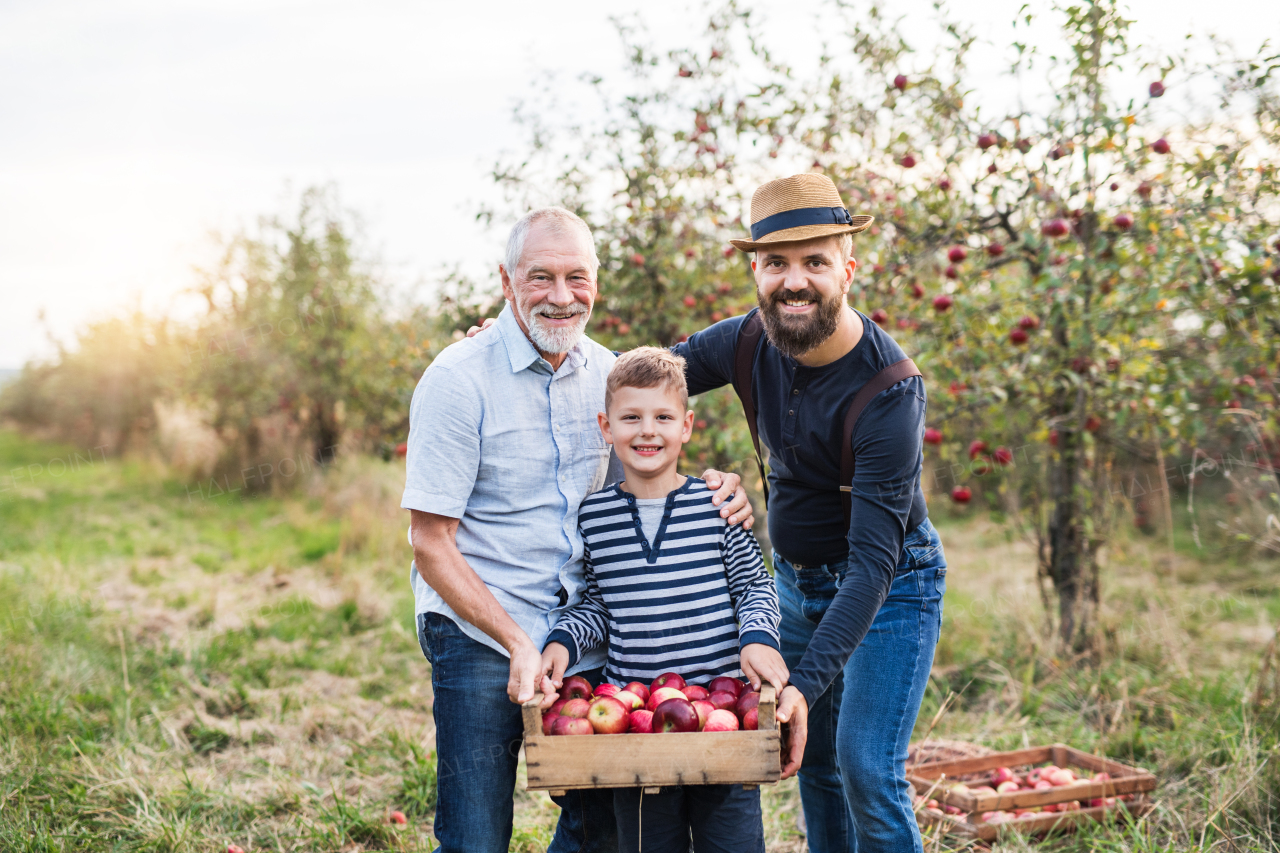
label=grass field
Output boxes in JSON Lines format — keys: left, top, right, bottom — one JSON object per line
{"left": 1, "top": 428, "right": 1278, "bottom": 851}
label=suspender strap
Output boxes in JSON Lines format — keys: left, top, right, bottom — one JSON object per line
{"left": 732, "top": 309, "right": 768, "bottom": 508}
{"left": 839, "top": 357, "right": 922, "bottom": 523}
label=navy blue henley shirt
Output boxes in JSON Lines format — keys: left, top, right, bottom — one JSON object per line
{"left": 673, "top": 308, "right": 930, "bottom": 706}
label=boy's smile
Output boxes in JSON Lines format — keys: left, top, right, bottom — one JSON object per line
{"left": 598, "top": 384, "right": 694, "bottom": 498}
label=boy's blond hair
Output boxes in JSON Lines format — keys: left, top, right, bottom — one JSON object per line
{"left": 605, "top": 347, "right": 688, "bottom": 412}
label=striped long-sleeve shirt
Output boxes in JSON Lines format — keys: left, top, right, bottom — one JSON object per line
{"left": 545, "top": 477, "right": 781, "bottom": 686}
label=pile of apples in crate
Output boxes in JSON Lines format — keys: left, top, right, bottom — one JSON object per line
{"left": 542, "top": 672, "right": 764, "bottom": 736}
{"left": 916, "top": 763, "right": 1137, "bottom": 825}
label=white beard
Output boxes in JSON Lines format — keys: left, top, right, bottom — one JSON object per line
{"left": 515, "top": 295, "right": 590, "bottom": 354}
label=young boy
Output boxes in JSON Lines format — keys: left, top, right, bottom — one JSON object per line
{"left": 541, "top": 346, "right": 787, "bottom": 853}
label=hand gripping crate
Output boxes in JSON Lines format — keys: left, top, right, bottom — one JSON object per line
{"left": 521, "top": 685, "right": 781, "bottom": 796}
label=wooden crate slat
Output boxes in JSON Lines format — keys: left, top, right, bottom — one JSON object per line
{"left": 525, "top": 730, "right": 781, "bottom": 790}
{"left": 919, "top": 798, "right": 1154, "bottom": 843}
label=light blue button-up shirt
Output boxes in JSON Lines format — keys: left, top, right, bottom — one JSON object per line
{"left": 402, "top": 304, "right": 618, "bottom": 672}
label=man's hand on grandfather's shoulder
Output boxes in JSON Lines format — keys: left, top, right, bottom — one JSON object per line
{"left": 465, "top": 317, "right": 497, "bottom": 338}
{"left": 701, "top": 469, "right": 754, "bottom": 530}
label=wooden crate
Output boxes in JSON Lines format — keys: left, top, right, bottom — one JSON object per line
{"left": 917, "top": 795, "right": 1154, "bottom": 842}
{"left": 907, "top": 743, "right": 1157, "bottom": 814}
{"left": 522, "top": 685, "right": 781, "bottom": 794}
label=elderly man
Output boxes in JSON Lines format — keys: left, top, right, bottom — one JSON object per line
{"left": 402, "top": 207, "right": 752, "bottom": 853}
{"left": 672, "top": 173, "right": 947, "bottom": 853}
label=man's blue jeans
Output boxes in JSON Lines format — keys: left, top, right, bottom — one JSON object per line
{"left": 774, "top": 518, "right": 946, "bottom": 853}
{"left": 417, "top": 612, "right": 618, "bottom": 853}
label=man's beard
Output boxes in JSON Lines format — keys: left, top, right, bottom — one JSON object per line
{"left": 515, "top": 293, "right": 590, "bottom": 355}
{"left": 757, "top": 286, "right": 844, "bottom": 358}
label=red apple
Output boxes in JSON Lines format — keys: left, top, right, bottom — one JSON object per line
{"left": 1149, "top": 80, "right": 1165, "bottom": 98}
{"left": 653, "top": 698, "right": 700, "bottom": 733}
{"left": 593, "top": 683, "right": 620, "bottom": 698}
{"left": 1058, "top": 800, "right": 1081, "bottom": 811}
{"left": 628, "top": 709, "right": 654, "bottom": 733}
{"left": 394, "top": 442, "right": 408, "bottom": 457}
{"left": 542, "top": 711, "right": 558, "bottom": 735}
{"left": 996, "top": 780, "right": 1020, "bottom": 793}
{"left": 986, "top": 242, "right": 1004, "bottom": 257}
{"left": 1092, "top": 771, "right": 1112, "bottom": 783}
{"left": 951, "top": 486, "right": 972, "bottom": 503}
{"left": 924, "top": 427, "right": 943, "bottom": 445}
{"left": 390, "top": 810, "right": 408, "bottom": 825}
{"left": 613, "top": 690, "right": 643, "bottom": 710}
{"left": 561, "top": 676, "right": 593, "bottom": 701}
{"left": 993, "top": 447, "right": 1013, "bottom": 466}
{"left": 943, "top": 264, "right": 958, "bottom": 279}
{"left": 968, "top": 440, "right": 988, "bottom": 460}
{"left": 552, "top": 716, "right": 594, "bottom": 736}
{"left": 1152, "top": 137, "right": 1171, "bottom": 154}
{"left": 623, "top": 682, "right": 651, "bottom": 704}
{"left": 683, "top": 296, "right": 697, "bottom": 307}
{"left": 651, "top": 672, "right": 686, "bottom": 693}
{"left": 741, "top": 707, "right": 759, "bottom": 730}
{"left": 977, "top": 132, "right": 998, "bottom": 150}
{"left": 560, "top": 698, "right": 591, "bottom": 719}
{"left": 1085, "top": 414, "right": 1102, "bottom": 432}
{"left": 947, "top": 245, "right": 968, "bottom": 263}
{"left": 932, "top": 294, "right": 953, "bottom": 312}
{"left": 707, "top": 690, "right": 738, "bottom": 712}
{"left": 910, "top": 281, "right": 926, "bottom": 298}
{"left": 735, "top": 691, "right": 761, "bottom": 719}
{"left": 1114, "top": 212, "right": 1134, "bottom": 230}
{"left": 1010, "top": 328, "right": 1029, "bottom": 345}
{"left": 900, "top": 154, "right": 917, "bottom": 168}
{"left": 972, "top": 785, "right": 997, "bottom": 796}
{"left": 228, "top": 847, "right": 247, "bottom": 853}
{"left": 681, "top": 685, "right": 710, "bottom": 702}
{"left": 870, "top": 308, "right": 889, "bottom": 325}
{"left": 630, "top": 252, "right": 646, "bottom": 266}
{"left": 1048, "top": 768, "right": 1077, "bottom": 786}
{"left": 646, "top": 686, "right": 687, "bottom": 712}
{"left": 938, "top": 178, "right": 952, "bottom": 191}
{"left": 708, "top": 676, "right": 742, "bottom": 697}
{"left": 692, "top": 700, "right": 715, "bottom": 730}
{"left": 1041, "top": 219, "right": 1069, "bottom": 238}
{"left": 1034, "top": 779, "right": 1053, "bottom": 791}
{"left": 587, "top": 697, "right": 631, "bottom": 734}
{"left": 894, "top": 73, "right": 908, "bottom": 90}
{"left": 1017, "top": 315, "right": 1040, "bottom": 330}
{"left": 547, "top": 697, "right": 570, "bottom": 717}
{"left": 704, "top": 709, "right": 739, "bottom": 731}
{"left": 992, "top": 767, "right": 1016, "bottom": 785}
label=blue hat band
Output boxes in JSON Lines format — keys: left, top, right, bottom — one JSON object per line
{"left": 749, "top": 206, "right": 854, "bottom": 240}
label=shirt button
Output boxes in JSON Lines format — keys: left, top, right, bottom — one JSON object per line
{"left": 788, "top": 409, "right": 794, "bottom": 416}
{"left": 792, "top": 389, "right": 799, "bottom": 396}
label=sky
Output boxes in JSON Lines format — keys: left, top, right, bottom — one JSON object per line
{"left": 1, "top": 0, "right": 1276, "bottom": 369}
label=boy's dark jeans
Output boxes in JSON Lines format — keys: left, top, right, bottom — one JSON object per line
{"left": 418, "top": 612, "right": 618, "bottom": 853}
{"left": 613, "top": 784, "right": 764, "bottom": 853}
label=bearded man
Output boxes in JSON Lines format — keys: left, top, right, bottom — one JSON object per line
{"left": 402, "top": 207, "right": 753, "bottom": 853}
{"left": 672, "top": 173, "right": 947, "bottom": 853}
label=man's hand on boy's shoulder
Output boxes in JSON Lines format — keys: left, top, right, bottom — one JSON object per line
{"left": 701, "top": 469, "right": 754, "bottom": 530}
{"left": 740, "top": 643, "right": 788, "bottom": 693}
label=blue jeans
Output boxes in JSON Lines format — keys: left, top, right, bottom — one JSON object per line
{"left": 418, "top": 612, "right": 618, "bottom": 853}
{"left": 774, "top": 518, "right": 946, "bottom": 853}
{"left": 613, "top": 784, "right": 764, "bottom": 853}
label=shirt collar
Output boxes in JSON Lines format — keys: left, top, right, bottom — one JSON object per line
{"left": 497, "top": 302, "right": 590, "bottom": 374}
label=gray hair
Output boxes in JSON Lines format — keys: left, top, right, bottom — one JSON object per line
{"left": 504, "top": 207, "right": 600, "bottom": 276}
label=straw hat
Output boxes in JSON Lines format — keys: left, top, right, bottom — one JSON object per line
{"left": 729, "top": 173, "right": 873, "bottom": 252}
